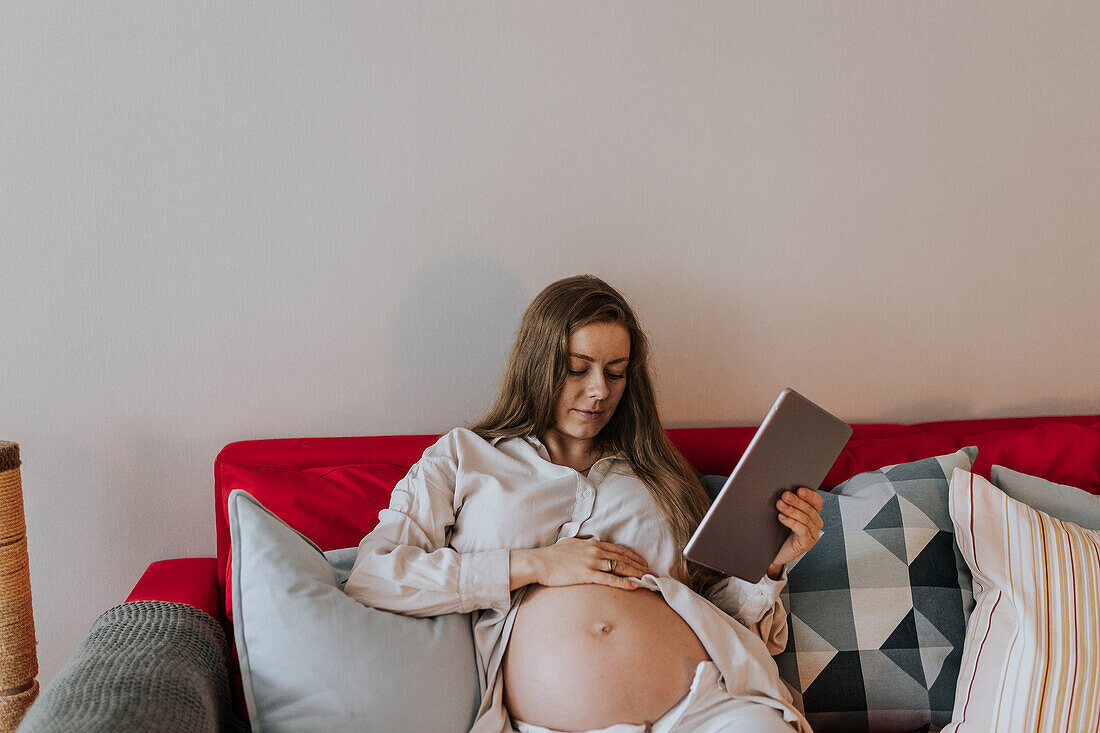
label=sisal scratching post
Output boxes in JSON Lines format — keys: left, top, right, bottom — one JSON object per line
{"left": 0, "top": 442, "right": 38, "bottom": 732}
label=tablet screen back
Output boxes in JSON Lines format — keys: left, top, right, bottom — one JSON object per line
{"left": 683, "top": 389, "right": 851, "bottom": 581}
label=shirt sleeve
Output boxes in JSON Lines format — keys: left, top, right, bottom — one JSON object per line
{"left": 343, "top": 453, "right": 512, "bottom": 617}
{"left": 705, "top": 567, "right": 789, "bottom": 655}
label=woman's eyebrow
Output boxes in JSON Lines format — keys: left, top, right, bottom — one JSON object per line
{"left": 569, "top": 353, "right": 629, "bottom": 364}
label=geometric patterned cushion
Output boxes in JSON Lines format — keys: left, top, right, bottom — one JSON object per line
{"left": 773, "top": 448, "right": 978, "bottom": 733}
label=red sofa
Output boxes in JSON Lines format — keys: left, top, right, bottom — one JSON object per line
{"left": 124, "top": 413, "right": 1100, "bottom": 722}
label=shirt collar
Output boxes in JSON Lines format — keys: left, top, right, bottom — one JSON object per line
{"left": 489, "top": 433, "right": 627, "bottom": 462}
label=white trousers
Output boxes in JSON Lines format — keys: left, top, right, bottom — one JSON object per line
{"left": 511, "top": 661, "right": 795, "bottom": 733}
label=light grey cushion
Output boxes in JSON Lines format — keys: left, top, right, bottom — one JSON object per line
{"left": 228, "top": 489, "right": 480, "bottom": 733}
{"left": 990, "top": 464, "right": 1100, "bottom": 531}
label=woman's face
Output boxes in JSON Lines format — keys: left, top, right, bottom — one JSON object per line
{"left": 548, "top": 321, "right": 631, "bottom": 448}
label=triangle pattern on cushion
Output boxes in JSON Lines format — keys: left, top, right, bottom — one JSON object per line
{"left": 845, "top": 532, "right": 912, "bottom": 594}
{"left": 838, "top": 488, "right": 895, "bottom": 531}
{"left": 881, "top": 646, "right": 927, "bottom": 686}
{"left": 897, "top": 493, "right": 940, "bottom": 533}
{"left": 786, "top": 513, "right": 852, "bottom": 592}
{"left": 913, "top": 606, "right": 952, "bottom": 649}
{"left": 865, "top": 495, "right": 907, "bottom": 563}
{"left": 898, "top": 494, "right": 940, "bottom": 561}
{"left": 909, "top": 532, "right": 965, "bottom": 589}
{"left": 864, "top": 494, "right": 904, "bottom": 531}
{"left": 894, "top": 476, "right": 953, "bottom": 530}
{"left": 881, "top": 609, "right": 919, "bottom": 650}
{"left": 850, "top": 586, "right": 913, "bottom": 650}
{"left": 788, "top": 590, "right": 859, "bottom": 650}
{"left": 903, "top": 527, "right": 940, "bottom": 566}
{"left": 912, "top": 586, "right": 968, "bottom": 648}
{"left": 792, "top": 612, "right": 840, "bottom": 653}
{"left": 781, "top": 680, "right": 804, "bottom": 718}
{"left": 774, "top": 631, "right": 800, "bottom": 691}
{"left": 798, "top": 651, "right": 840, "bottom": 692}
{"left": 913, "top": 609, "right": 953, "bottom": 686}
{"left": 884, "top": 455, "right": 941, "bottom": 482}
{"left": 801, "top": 651, "right": 866, "bottom": 714}
{"left": 859, "top": 649, "right": 933, "bottom": 715}
{"left": 866, "top": 526, "right": 908, "bottom": 564}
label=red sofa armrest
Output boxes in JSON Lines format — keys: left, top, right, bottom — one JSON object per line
{"left": 127, "top": 557, "right": 249, "bottom": 719}
{"left": 126, "top": 558, "right": 222, "bottom": 621}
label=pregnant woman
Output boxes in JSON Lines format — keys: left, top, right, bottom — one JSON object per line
{"left": 345, "top": 275, "right": 822, "bottom": 733}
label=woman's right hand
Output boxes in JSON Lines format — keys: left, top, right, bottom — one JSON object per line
{"left": 509, "top": 537, "right": 650, "bottom": 591}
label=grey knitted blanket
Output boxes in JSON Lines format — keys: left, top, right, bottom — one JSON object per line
{"left": 18, "top": 601, "right": 248, "bottom": 733}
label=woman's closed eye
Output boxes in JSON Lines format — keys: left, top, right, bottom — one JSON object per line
{"left": 569, "top": 369, "right": 625, "bottom": 379}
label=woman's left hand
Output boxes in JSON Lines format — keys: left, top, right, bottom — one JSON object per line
{"left": 767, "top": 487, "right": 825, "bottom": 577}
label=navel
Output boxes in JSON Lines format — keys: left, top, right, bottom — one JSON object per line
{"left": 591, "top": 620, "right": 614, "bottom": 635}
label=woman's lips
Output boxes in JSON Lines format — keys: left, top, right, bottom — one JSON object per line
{"left": 573, "top": 409, "right": 603, "bottom": 421}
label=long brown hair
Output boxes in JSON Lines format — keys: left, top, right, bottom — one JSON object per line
{"left": 471, "top": 275, "right": 724, "bottom": 594}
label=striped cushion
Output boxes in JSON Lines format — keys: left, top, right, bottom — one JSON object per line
{"left": 944, "top": 468, "right": 1100, "bottom": 731}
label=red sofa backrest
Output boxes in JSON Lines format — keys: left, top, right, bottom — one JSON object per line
{"left": 213, "top": 414, "right": 1100, "bottom": 620}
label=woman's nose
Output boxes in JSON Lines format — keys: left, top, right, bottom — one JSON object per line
{"left": 587, "top": 374, "right": 608, "bottom": 399}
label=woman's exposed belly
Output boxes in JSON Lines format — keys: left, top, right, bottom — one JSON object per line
{"left": 502, "top": 582, "right": 710, "bottom": 731}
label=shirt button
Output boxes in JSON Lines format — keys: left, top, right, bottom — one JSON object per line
{"left": 582, "top": 488, "right": 593, "bottom": 498}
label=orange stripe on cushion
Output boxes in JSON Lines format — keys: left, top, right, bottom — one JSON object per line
{"left": 1036, "top": 515, "right": 1051, "bottom": 729}
{"left": 1064, "top": 524, "right": 1078, "bottom": 731}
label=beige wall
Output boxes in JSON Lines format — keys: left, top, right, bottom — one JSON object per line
{"left": 3, "top": 2, "right": 1098, "bottom": 685}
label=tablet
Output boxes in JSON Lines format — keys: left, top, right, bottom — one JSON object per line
{"left": 683, "top": 388, "right": 851, "bottom": 581}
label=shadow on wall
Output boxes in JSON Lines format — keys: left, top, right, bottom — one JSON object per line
{"left": 385, "top": 257, "right": 529, "bottom": 431}
{"left": 834, "top": 395, "right": 1100, "bottom": 427}
{"left": 850, "top": 396, "right": 974, "bottom": 426}
{"left": 967, "top": 396, "right": 1100, "bottom": 422}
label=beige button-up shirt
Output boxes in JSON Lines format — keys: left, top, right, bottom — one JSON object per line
{"left": 345, "top": 428, "right": 810, "bottom": 733}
